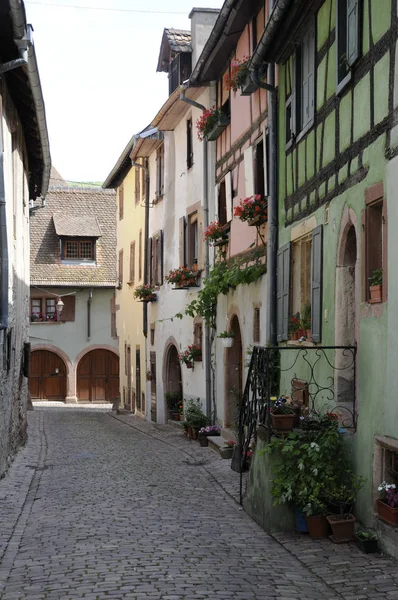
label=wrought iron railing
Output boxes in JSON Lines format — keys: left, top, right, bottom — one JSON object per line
{"left": 238, "top": 344, "right": 357, "bottom": 504}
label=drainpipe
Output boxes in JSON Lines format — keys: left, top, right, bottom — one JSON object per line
{"left": 251, "top": 64, "right": 278, "bottom": 345}
{"left": 132, "top": 159, "right": 150, "bottom": 338}
{"left": 0, "top": 130, "right": 8, "bottom": 330}
{"left": 179, "top": 92, "right": 212, "bottom": 420}
{"left": 87, "top": 288, "right": 92, "bottom": 341}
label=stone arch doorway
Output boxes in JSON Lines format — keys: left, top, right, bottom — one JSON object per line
{"left": 29, "top": 350, "right": 67, "bottom": 400}
{"left": 225, "top": 315, "right": 243, "bottom": 428}
{"left": 164, "top": 344, "right": 182, "bottom": 418}
{"left": 335, "top": 210, "right": 359, "bottom": 407}
{"left": 77, "top": 349, "right": 119, "bottom": 403}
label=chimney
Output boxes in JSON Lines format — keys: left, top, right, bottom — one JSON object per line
{"left": 189, "top": 8, "right": 220, "bottom": 69}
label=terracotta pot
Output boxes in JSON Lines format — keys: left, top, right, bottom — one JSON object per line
{"left": 185, "top": 362, "right": 193, "bottom": 369}
{"left": 306, "top": 329, "right": 312, "bottom": 340}
{"left": 369, "top": 284, "right": 382, "bottom": 303}
{"left": 290, "top": 331, "right": 299, "bottom": 341}
{"left": 271, "top": 413, "right": 295, "bottom": 432}
{"left": 377, "top": 499, "right": 398, "bottom": 525}
{"left": 326, "top": 513, "right": 356, "bottom": 541}
{"left": 179, "top": 414, "right": 185, "bottom": 422}
{"left": 306, "top": 515, "right": 329, "bottom": 539}
{"left": 171, "top": 412, "right": 180, "bottom": 421}
{"left": 297, "top": 328, "right": 304, "bottom": 338}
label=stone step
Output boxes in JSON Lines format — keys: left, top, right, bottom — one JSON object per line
{"left": 220, "top": 428, "right": 238, "bottom": 443}
{"left": 207, "top": 435, "right": 235, "bottom": 459}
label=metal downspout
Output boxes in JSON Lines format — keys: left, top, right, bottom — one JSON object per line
{"left": 87, "top": 289, "right": 92, "bottom": 340}
{"left": 251, "top": 65, "right": 278, "bottom": 345}
{"left": 179, "top": 93, "right": 212, "bottom": 419}
{"left": 0, "top": 130, "right": 8, "bottom": 330}
{"left": 143, "top": 159, "right": 150, "bottom": 339}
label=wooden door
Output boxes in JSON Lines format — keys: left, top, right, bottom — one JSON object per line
{"left": 135, "top": 348, "right": 141, "bottom": 412}
{"left": 28, "top": 350, "right": 66, "bottom": 400}
{"left": 150, "top": 351, "right": 157, "bottom": 422}
{"left": 77, "top": 350, "right": 119, "bottom": 403}
{"left": 126, "top": 346, "right": 132, "bottom": 410}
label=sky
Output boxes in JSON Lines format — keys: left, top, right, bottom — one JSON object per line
{"left": 24, "top": 0, "right": 223, "bottom": 183}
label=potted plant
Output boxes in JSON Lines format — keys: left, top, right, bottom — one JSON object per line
{"left": 225, "top": 56, "right": 257, "bottom": 96}
{"left": 376, "top": 481, "right": 398, "bottom": 525}
{"left": 325, "top": 472, "right": 366, "bottom": 542}
{"left": 165, "top": 266, "right": 198, "bottom": 288}
{"left": 369, "top": 268, "right": 383, "bottom": 303}
{"left": 217, "top": 330, "right": 235, "bottom": 348}
{"left": 301, "top": 304, "right": 311, "bottom": 339}
{"left": 199, "top": 425, "right": 221, "bottom": 437}
{"left": 356, "top": 529, "right": 378, "bottom": 553}
{"left": 165, "top": 391, "right": 183, "bottom": 421}
{"left": 204, "top": 221, "right": 229, "bottom": 246}
{"left": 133, "top": 283, "right": 157, "bottom": 302}
{"left": 179, "top": 344, "right": 202, "bottom": 368}
{"left": 270, "top": 396, "right": 296, "bottom": 432}
{"left": 220, "top": 440, "right": 236, "bottom": 459}
{"left": 289, "top": 315, "right": 301, "bottom": 341}
{"left": 302, "top": 496, "right": 329, "bottom": 539}
{"left": 234, "top": 194, "right": 268, "bottom": 226}
{"left": 196, "top": 106, "right": 230, "bottom": 142}
{"left": 184, "top": 398, "right": 209, "bottom": 439}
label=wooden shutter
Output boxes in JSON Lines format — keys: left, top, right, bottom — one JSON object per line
{"left": 244, "top": 146, "right": 254, "bottom": 197}
{"left": 347, "top": 0, "right": 360, "bottom": 67}
{"left": 262, "top": 127, "right": 268, "bottom": 197}
{"left": 119, "top": 184, "right": 124, "bottom": 220}
{"left": 110, "top": 294, "right": 117, "bottom": 338}
{"left": 277, "top": 243, "right": 291, "bottom": 341}
{"left": 60, "top": 295, "right": 76, "bottom": 322}
{"left": 225, "top": 171, "right": 233, "bottom": 222}
{"left": 197, "top": 210, "right": 204, "bottom": 270}
{"left": 214, "top": 184, "right": 219, "bottom": 221}
{"left": 311, "top": 225, "right": 323, "bottom": 343}
{"left": 302, "top": 28, "right": 315, "bottom": 129}
{"left": 160, "top": 230, "right": 164, "bottom": 284}
{"left": 130, "top": 242, "right": 135, "bottom": 283}
{"left": 178, "top": 216, "right": 186, "bottom": 267}
{"left": 118, "top": 250, "right": 123, "bottom": 286}
{"left": 148, "top": 237, "right": 153, "bottom": 285}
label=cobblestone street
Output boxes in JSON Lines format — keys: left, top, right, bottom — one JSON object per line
{"left": 0, "top": 409, "right": 397, "bottom": 600}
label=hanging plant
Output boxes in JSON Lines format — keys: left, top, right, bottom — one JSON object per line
{"left": 179, "top": 344, "right": 202, "bottom": 366}
{"left": 196, "top": 106, "right": 227, "bottom": 141}
{"left": 133, "top": 284, "right": 157, "bottom": 302}
{"left": 225, "top": 56, "right": 250, "bottom": 92}
{"left": 204, "top": 221, "right": 229, "bottom": 245}
{"left": 234, "top": 195, "right": 268, "bottom": 225}
{"left": 165, "top": 266, "right": 198, "bottom": 287}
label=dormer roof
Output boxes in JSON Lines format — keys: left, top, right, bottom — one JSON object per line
{"left": 156, "top": 28, "right": 192, "bottom": 73}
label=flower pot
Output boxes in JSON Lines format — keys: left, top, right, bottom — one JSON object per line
{"left": 198, "top": 435, "right": 208, "bottom": 447}
{"left": 240, "top": 72, "right": 257, "bottom": 96}
{"left": 356, "top": 538, "right": 378, "bottom": 553}
{"left": 179, "top": 414, "right": 185, "bottom": 422}
{"left": 206, "top": 115, "right": 230, "bottom": 141}
{"left": 247, "top": 214, "right": 267, "bottom": 226}
{"left": 185, "top": 362, "right": 193, "bottom": 369}
{"left": 290, "top": 331, "right": 298, "bottom": 341}
{"left": 326, "top": 513, "right": 356, "bottom": 542}
{"left": 213, "top": 238, "right": 229, "bottom": 247}
{"left": 377, "top": 499, "right": 398, "bottom": 525}
{"left": 193, "top": 353, "right": 202, "bottom": 362}
{"left": 306, "top": 329, "right": 311, "bottom": 340}
{"left": 220, "top": 446, "right": 234, "bottom": 459}
{"left": 369, "top": 284, "right": 382, "bottom": 304}
{"left": 171, "top": 412, "right": 180, "bottom": 421}
{"left": 271, "top": 413, "right": 295, "bottom": 432}
{"left": 295, "top": 507, "right": 309, "bottom": 533}
{"left": 221, "top": 337, "right": 233, "bottom": 348}
{"left": 306, "top": 515, "right": 329, "bottom": 539}
{"left": 297, "top": 328, "right": 304, "bottom": 338}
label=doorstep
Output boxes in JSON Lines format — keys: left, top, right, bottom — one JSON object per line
{"left": 208, "top": 435, "right": 229, "bottom": 455}
{"left": 220, "top": 428, "right": 237, "bottom": 443}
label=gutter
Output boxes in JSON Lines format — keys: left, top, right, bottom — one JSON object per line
{"left": 9, "top": 0, "right": 51, "bottom": 199}
{"left": 250, "top": 0, "right": 292, "bottom": 70}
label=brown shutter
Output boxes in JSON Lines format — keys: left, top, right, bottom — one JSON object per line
{"left": 110, "top": 294, "right": 117, "bottom": 338}
{"left": 178, "top": 216, "right": 186, "bottom": 267}
{"left": 160, "top": 230, "right": 164, "bottom": 284}
{"left": 197, "top": 210, "right": 204, "bottom": 271}
{"left": 60, "top": 295, "right": 76, "bottom": 322}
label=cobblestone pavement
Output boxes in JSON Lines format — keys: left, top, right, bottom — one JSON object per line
{"left": 0, "top": 410, "right": 397, "bottom": 600}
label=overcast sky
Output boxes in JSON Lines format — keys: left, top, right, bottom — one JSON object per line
{"left": 24, "top": 0, "right": 222, "bottom": 183}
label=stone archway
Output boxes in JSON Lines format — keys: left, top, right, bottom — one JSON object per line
{"left": 335, "top": 207, "right": 359, "bottom": 408}
{"left": 225, "top": 314, "right": 243, "bottom": 428}
{"left": 164, "top": 343, "right": 182, "bottom": 418}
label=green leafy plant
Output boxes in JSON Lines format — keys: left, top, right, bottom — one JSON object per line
{"left": 369, "top": 268, "right": 382, "bottom": 287}
{"left": 134, "top": 283, "right": 156, "bottom": 301}
{"left": 217, "top": 330, "right": 235, "bottom": 339}
{"left": 356, "top": 529, "right": 377, "bottom": 541}
{"left": 165, "top": 391, "right": 182, "bottom": 412}
{"left": 225, "top": 56, "right": 250, "bottom": 91}
{"left": 301, "top": 303, "right": 311, "bottom": 330}
{"left": 184, "top": 398, "right": 209, "bottom": 429}
{"left": 271, "top": 397, "right": 295, "bottom": 415}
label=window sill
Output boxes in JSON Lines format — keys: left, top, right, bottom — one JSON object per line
{"left": 61, "top": 260, "right": 96, "bottom": 266}
{"left": 30, "top": 321, "right": 61, "bottom": 325}
{"left": 336, "top": 71, "right": 352, "bottom": 96}
{"left": 285, "top": 340, "right": 317, "bottom": 347}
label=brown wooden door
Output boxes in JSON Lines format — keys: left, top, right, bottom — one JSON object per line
{"left": 28, "top": 350, "right": 66, "bottom": 400}
{"left": 77, "top": 350, "right": 119, "bottom": 403}
{"left": 150, "top": 351, "right": 157, "bottom": 422}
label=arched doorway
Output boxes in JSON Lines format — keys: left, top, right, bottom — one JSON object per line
{"left": 164, "top": 344, "right": 182, "bottom": 418}
{"left": 29, "top": 350, "right": 67, "bottom": 400}
{"left": 335, "top": 217, "right": 358, "bottom": 406}
{"left": 225, "top": 315, "right": 243, "bottom": 427}
{"left": 77, "top": 349, "right": 119, "bottom": 403}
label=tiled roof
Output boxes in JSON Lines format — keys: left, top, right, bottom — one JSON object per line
{"left": 30, "top": 185, "right": 116, "bottom": 287}
{"left": 165, "top": 28, "right": 191, "bottom": 53}
{"left": 53, "top": 213, "right": 102, "bottom": 238}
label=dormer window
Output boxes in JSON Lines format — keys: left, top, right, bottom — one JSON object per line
{"left": 156, "top": 28, "right": 192, "bottom": 96}
{"left": 61, "top": 238, "right": 95, "bottom": 262}
{"left": 53, "top": 212, "right": 101, "bottom": 265}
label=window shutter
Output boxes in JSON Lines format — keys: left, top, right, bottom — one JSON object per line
{"left": 302, "top": 28, "right": 315, "bottom": 129}
{"left": 225, "top": 171, "right": 233, "bottom": 222}
{"left": 60, "top": 295, "right": 76, "bottom": 322}
{"left": 160, "top": 229, "right": 164, "bottom": 284}
{"left": 148, "top": 237, "right": 153, "bottom": 285}
{"left": 178, "top": 216, "right": 186, "bottom": 267}
{"left": 347, "top": 0, "right": 360, "bottom": 67}
{"left": 214, "top": 184, "right": 219, "bottom": 221}
{"left": 277, "top": 243, "right": 291, "bottom": 341}
{"left": 244, "top": 146, "right": 254, "bottom": 197}
{"left": 197, "top": 210, "right": 204, "bottom": 270}
{"left": 262, "top": 127, "right": 268, "bottom": 197}
{"left": 311, "top": 225, "right": 323, "bottom": 343}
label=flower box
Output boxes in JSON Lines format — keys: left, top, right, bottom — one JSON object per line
{"left": 206, "top": 115, "right": 230, "bottom": 141}
{"left": 240, "top": 72, "right": 257, "bottom": 96}
{"left": 326, "top": 513, "right": 356, "bottom": 542}
{"left": 369, "top": 284, "right": 382, "bottom": 304}
{"left": 306, "top": 515, "right": 329, "bottom": 539}
{"left": 138, "top": 294, "right": 157, "bottom": 303}
{"left": 271, "top": 413, "right": 295, "bottom": 432}
{"left": 377, "top": 499, "right": 398, "bottom": 525}
{"left": 247, "top": 214, "right": 267, "bottom": 227}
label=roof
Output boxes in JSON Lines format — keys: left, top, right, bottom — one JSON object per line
{"left": 102, "top": 133, "right": 137, "bottom": 189}
{"left": 151, "top": 85, "right": 205, "bottom": 131}
{"left": 0, "top": 0, "right": 51, "bottom": 199}
{"left": 53, "top": 213, "right": 102, "bottom": 238}
{"left": 157, "top": 28, "right": 192, "bottom": 73}
{"left": 30, "top": 185, "right": 116, "bottom": 288}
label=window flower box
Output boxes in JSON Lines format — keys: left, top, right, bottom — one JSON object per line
{"left": 234, "top": 195, "right": 268, "bottom": 225}
{"left": 134, "top": 284, "right": 157, "bottom": 302}
{"left": 196, "top": 106, "right": 229, "bottom": 142}
{"left": 206, "top": 114, "right": 230, "bottom": 141}
{"left": 240, "top": 71, "right": 257, "bottom": 96}
{"left": 377, "top": 499, "right": 398, "bottom": 525}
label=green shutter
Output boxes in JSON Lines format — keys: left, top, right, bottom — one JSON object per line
{"left": 277, "top": 242, "right": 291, "bottom": 341}
{"left": 311, "top": 225, "right": 323, "bottom": 343}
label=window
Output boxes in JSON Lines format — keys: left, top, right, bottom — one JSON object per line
{"left": 150, "top": 326, "right": 155, "bottom": 346}
{"left": 135, "top": 167, "right": 140, "bottom": 205}
{"left": 254, "top": 138, "right": 268, "bottom": 197}
{"left": 129, "top": 242, "right": 135, "bottom": 283}
{"left": 119, "top": 184, "right": 124, "bottom": 220}
{"left": 138, "top": 230, "right": 142, "bottom": 280}
{"left": 253, "top": 307, "right": 260, "bottom": 342}
{"left": 62, "top": 239, "right": 95, "bottom": 261}
{"left": 286, "top": 25, "right": 315, "bottom": 144}
{"left": 194, "top": 322, "right": 203, "bottom": 350}
{"left": 151, "top": 231, "right": 163, "bottom": 286}
{"left": 187, "top": 119, "right": 193, "bottom": 169}
{"left": 110, "top": 294, "right": 117, "bottom": 338}
{"left": 217, "top": 181, "right": 227, "bottom": 226}
{"left": 337, "top": 0, "right": 361, "bottom": 89}
{"left": 187, "top": 213, "right": 198, "bottom": 269}
{"left": 31, "top": 298, "right": 41, "bottom": 318}
{"left": 46, "top": 298, "right": 56, "bottom": 319}
{"left": 363, "top": 182, "right": 387, "bottom": 303}
{"left": 277, "top": 225, "right": 323, "bottom": 342}
{"left": 141, "top": 166, "right": 146, "bottom": 203}
{"left": 118, "top": 249, "right": 124, "bottom": 287}
{"left": 156, "top": 145, "right": 164, "bottom": 199}
{"left": 30, "top": 296, "right": 75, "bottom": 322}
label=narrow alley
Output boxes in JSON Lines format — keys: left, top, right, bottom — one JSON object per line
{"left": 0, "top": 409, "right": 397, "bottom": 600}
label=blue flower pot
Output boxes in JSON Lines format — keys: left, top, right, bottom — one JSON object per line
{"left": 295, "top": 507, "right": 309, "bottom": 533}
